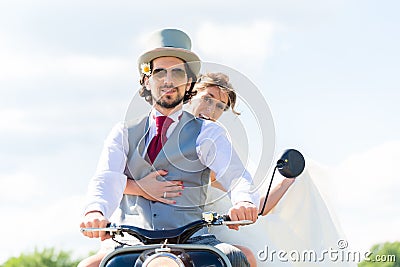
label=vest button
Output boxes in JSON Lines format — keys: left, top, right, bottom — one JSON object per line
{"left": 153, "top": 214, "right": 157, "bottom": 217}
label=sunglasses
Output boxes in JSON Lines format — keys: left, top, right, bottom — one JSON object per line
{"left": 200, "top": 95, "right": 228, "bottom": 111}
{"left": 152, "top": 68, "right": 187, "bottom": 82}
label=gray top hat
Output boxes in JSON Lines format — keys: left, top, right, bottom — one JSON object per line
{"left": 137, "top": 29, "right": 201, "bottom": 76}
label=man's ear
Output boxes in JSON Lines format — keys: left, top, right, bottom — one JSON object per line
{"left": 185, "top": 78, "right": 192, "bottom": 91}
{"left": 144, "top": 76, "right": 150, "bottom": 89}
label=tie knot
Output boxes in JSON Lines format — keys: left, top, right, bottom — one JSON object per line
{"left": 155, "top": 116, "right": 173, "bottom": 136}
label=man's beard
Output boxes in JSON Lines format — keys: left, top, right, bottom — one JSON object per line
{"left": 154, "top": 89, "right": 185, "bottom": 109}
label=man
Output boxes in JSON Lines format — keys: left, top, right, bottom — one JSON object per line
{"left": 80, "top": 29, "right": 259, "bottom": 267}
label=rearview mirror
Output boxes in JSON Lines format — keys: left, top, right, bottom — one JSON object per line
{"left": 277, "top": 149, "right": 305, "bottom": 178}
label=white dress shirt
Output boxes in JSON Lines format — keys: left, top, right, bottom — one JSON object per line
{"left": 84, "top": 109, "right": 259, "bottom": 219}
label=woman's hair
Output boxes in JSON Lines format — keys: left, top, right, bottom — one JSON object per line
{"left": 138, "top": 60, "right": 197, "bottom": 105}
{"left": 195, "top": 72, "right": 240, "bottom": 115}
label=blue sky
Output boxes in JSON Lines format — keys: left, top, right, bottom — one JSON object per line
{"left": 0, "top": 0, "right": 399, "bottom": 263}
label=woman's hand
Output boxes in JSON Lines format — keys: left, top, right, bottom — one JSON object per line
{"left": 125, "top": 170, "right": 184, "bottom": 205}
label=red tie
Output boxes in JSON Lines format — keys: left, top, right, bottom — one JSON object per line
{"left": 147, "top": 116, "right": 174, "bottom": 164}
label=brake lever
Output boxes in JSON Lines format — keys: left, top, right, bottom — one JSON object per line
{"left": 222, "top": 220, "right": 253, "bottom": 225}
{"left": 220, "top": 215, "right": 253, "bottom": 225}
{"left": 80, "top": 227, "right": 118, "bottom": 233}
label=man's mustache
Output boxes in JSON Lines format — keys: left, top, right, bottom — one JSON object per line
{"left": 159, "top": 85, "right": 175, "bottom": 89}
{"left": 159, "top": 83, "right": 186, "bottom": 90}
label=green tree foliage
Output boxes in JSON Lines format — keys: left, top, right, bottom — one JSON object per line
{"left": 359, "top": 242, "right": 399, "bottom": 267}
{"left": 0, "top": 247, "right": 82, "bottom": 267}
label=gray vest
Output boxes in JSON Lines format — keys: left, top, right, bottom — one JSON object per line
{"left": 116, "top": 111, "right": 210, "bottom": 231}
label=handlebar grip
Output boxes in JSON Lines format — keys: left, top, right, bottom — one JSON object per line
{"left": 222, "top": 214, "right": 231, "bottom": 221}
{"left": 220, "top": 215, "right": 253, "bottom": 225}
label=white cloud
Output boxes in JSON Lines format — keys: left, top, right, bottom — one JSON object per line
{"left": 0, "top": 30, "right": 132, "bottom": 82}
{"left": 61, "top": 55, "right": 133, "bottom": 77}
{"left": 195, "top": 20, "right": 278, "bottom": 65}
{"left": 0, "top": 105, "right": 116, "bottom": 136}
{"left": 0, "top": 109, "right": 33, "bottom": 133}
{"left": 0, "top": 51, "right": 132, "bottom": 81}
{"left": 0, "top": 172, "right": 45, "bottom": 202}
{"left": 327, "top": 141, "right": 400, "bottom": 251}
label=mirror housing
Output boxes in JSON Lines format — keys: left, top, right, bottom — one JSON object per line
{"left": 277, "top": 149, "right": 305, "bottom": 178}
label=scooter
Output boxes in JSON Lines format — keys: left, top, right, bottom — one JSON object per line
{"left": 81, "top": 149, "right": 305, "bottom": 267}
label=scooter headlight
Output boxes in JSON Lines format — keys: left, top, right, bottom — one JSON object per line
{"left": 142, "top": 252, "right": 185, "bottom": 267}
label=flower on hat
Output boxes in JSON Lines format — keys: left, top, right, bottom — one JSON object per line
{"left": 140, "top": 62, "right": 151, "bottom": 75}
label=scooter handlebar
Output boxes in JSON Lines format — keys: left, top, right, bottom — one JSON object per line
{"left": 80, "top": 212, "right": 253, "bottom": 243}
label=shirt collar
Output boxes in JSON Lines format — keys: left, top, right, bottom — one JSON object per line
{"left": 150, "top": 108, "right": 183, "bottom": 123}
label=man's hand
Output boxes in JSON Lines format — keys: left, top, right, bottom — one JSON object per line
{"left": 80, "top": 211, "right": 111, "bottom": 241}
{"left": 227, "top": 201, "right": 258, "bottom": 230}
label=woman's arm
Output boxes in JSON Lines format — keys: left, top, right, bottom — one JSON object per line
{"left": 209, "top": 171, "right": 226, "bottom": 191}
{"left": 211, "top": 172, "right": 295, "bottom": 216}
{"left": 124, "top": 170, "right": 184, "bottom": 205}
{"left": 259, "top": 178, "right": 295, "bottom": 216}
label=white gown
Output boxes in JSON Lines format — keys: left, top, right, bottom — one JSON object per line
{"left": 205, "top": 162, "right": 357, "bottom": 267}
